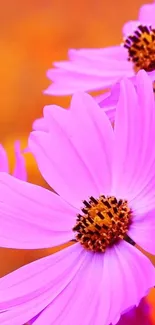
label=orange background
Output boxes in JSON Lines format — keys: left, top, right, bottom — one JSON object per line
{"left": 0, "top": 0, "right": 154, "bottom": 322}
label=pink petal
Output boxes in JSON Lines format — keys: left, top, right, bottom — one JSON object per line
{"left": 96, "top": 83, "right": 120, "bottom": 122}
{"left": 12, "top": 141, "right": 27, "bottom": 181}
{"left": 97, "top": 71, "right": 155, "bottom": 123}
{"left": 128, "top": 209, "right": 155, "bottom": 255}
{"left": 122, "top": 21, "right": 141, "bottom": 38}
{"left": 45, "top": 69, "right": 124, "bottom": 96}
{"left": 30, "top": 242, "right": 155, "bottom": 325}
{"left": 111, "top": 70, "right": 155, "bottom": 206}
{"left": 138, "top": 3, "right": 155, "bottom": 26}
{"left": 54, "top": 53, "right": 131, "bottom": 76}
{"left": 0, "top": 144, "right": 9, "bottom": 173}
{"left": 130, "top": 70, "right": 155, "bottom": 86}
{"left": 0, "top": 244, "right": 86, "bottom": 325}
{"left": 0, "top": 241, "right": 154, "bottom": 325}
{"left": 68, "top": 46, "right": 128, "bottom": 61}
{"left": 147, "top": 70, "right": 155, "bottom": 83}
{"left": 45, "top": 48, "right": 133, "bottom": 95}
{"left": 128, "top": 71, "right": 155, "bottom": 211}
{"left": 32, "top": 117, "right": 48, "bottom": 132}
{"left": 32, "top": 248, "right": 107, "bottom": 325}
{"left": 0, "top": 172, "right": 76, "bottom": 249}
{"left": 107, "top": 241, "right": 155, "bottom": 323}
{"left": 117, "top": 299, "right": 150, "bottom": 325}
{"left": 29, "top": 92, "right": 114, "bottom": 208}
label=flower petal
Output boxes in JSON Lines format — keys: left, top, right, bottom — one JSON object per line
{"left": 0, "top": 244, "right": 86, "bottom": 325}
{"left": 45, "top": 69, "right": 127, "bottom": 96}
{"left": 147, "top": 70, "right": 155, "bottom": 83}
{"left": 96, "top": 83, "right": 120, "bottom": 122}
{"left": 68, "top": 47, "right": 128, "bottom": 61}
{"left": 32, "top": 117, "right": 48, "bottom": 132}
{"left": 12, "top": 141, "right": 27, "bottom": 181}
{"left": 98, "top": 71, "right": 155, "bottom": 125}
{"left": 128, "top": 71, "right": 155, "bottom": 210}
{"left": 111, "top": 70, "right": 155, "bottom": 204}
{"left": 139, "top": 3, "right": 155, "bottom": 26}
{"left": 117, "top": 299, "right": 150, "bottom": 325}
{"left": 33, "top": 243, "right": 154, "bottom": 325}
{"left": 0, "top": 172, "right": 76, "bottom": 249}
{"left": 31, "top": 248, "right": 108, "bottom": 325}
{"left": 45, "top": 48, "right": 132, "bottom": 95}
{"left": 108, "top": 241, "right": 155, "bottom": 323}
{"left": 56, "top": 50, "right": 131, "bottom": 75}
{"left": 0, "top": 241, "right": 154, "bottom": 325}
{"left": 122, "top": 3, "right": 155, "bottom": 39}
{"left": 122, "top": 21, "right": 141, "bottom": 38}
{"left": 0, "top": 144, "right": 9, "bottom": 173}
{"left": 29, "top": 92, "right": 114, "bottom": 207}
{"left": 128, "top": 209, "right": 155, "bottom": 255}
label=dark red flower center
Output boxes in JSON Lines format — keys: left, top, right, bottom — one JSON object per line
{"left": 73, "top": 195, "right": 133, "bottom": 252}
{"left": 124, "top": 25, "right": 155, "bottom": 73}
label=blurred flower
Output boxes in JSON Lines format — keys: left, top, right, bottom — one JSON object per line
{"left": 0, "top": 140, "right": 27, "bottom": 181}
{"left": 45, "top": 2, "right": 155, "bottom": 102}
{"left": 116, "top": 298, "right": 152, "bottom": 325}
{"left": 0, "top": 71, "right": 155, "bottom": 324}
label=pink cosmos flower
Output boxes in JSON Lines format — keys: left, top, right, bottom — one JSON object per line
{"left": 44, "top": 2, "right": 155, "bottom": 121}
{"left": 0, "top": 140, "right": 27, "bottom": 181}
{"left": 116, "top": 298, "right": 152, "bottom": 325}
{"left": 45, "top": 2, "right": 155, "bottom": 96}
{"left": 0, "top": 71, "right": 155, "bottom": 325}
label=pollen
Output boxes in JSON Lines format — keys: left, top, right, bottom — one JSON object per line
{"left": 73, "top": 195, "right": 133, "bottom": 253}
{"left": 124, "top": 25, "right": 155, "bottom": 73}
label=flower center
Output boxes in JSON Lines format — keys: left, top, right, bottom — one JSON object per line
{"left": 73, "top": 195, "right": 133, "bottom": 252}
{"left": 124, "top": 25, "right": 155, "bottom": 73}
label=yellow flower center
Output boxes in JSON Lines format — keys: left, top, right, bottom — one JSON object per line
{"left": 124, "top": 25, "right": 155, "bottom": 73}
{"left": 73, "top": 195, "right": 133, "bottom": 252}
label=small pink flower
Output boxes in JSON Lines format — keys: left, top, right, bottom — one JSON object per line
{"left": 0, "top": 140, "right": 27, "bottom": 181}
{"left": 0, "top": 71, "right": 155, "bottom": 324}
{"left": 44, "top": 2, "right": 155, "bottom": 122}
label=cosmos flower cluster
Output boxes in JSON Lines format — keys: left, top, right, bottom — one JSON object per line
{"left": 0, "top": 2, "right": 155, "bottom": 325}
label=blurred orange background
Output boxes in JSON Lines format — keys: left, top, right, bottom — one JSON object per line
{"left": 0, "top": 0, "right": 155, "bottom": 322}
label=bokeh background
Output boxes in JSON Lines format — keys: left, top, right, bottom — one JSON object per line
{"left": 0, "top": 0, "right": 155, "bottom": 322}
